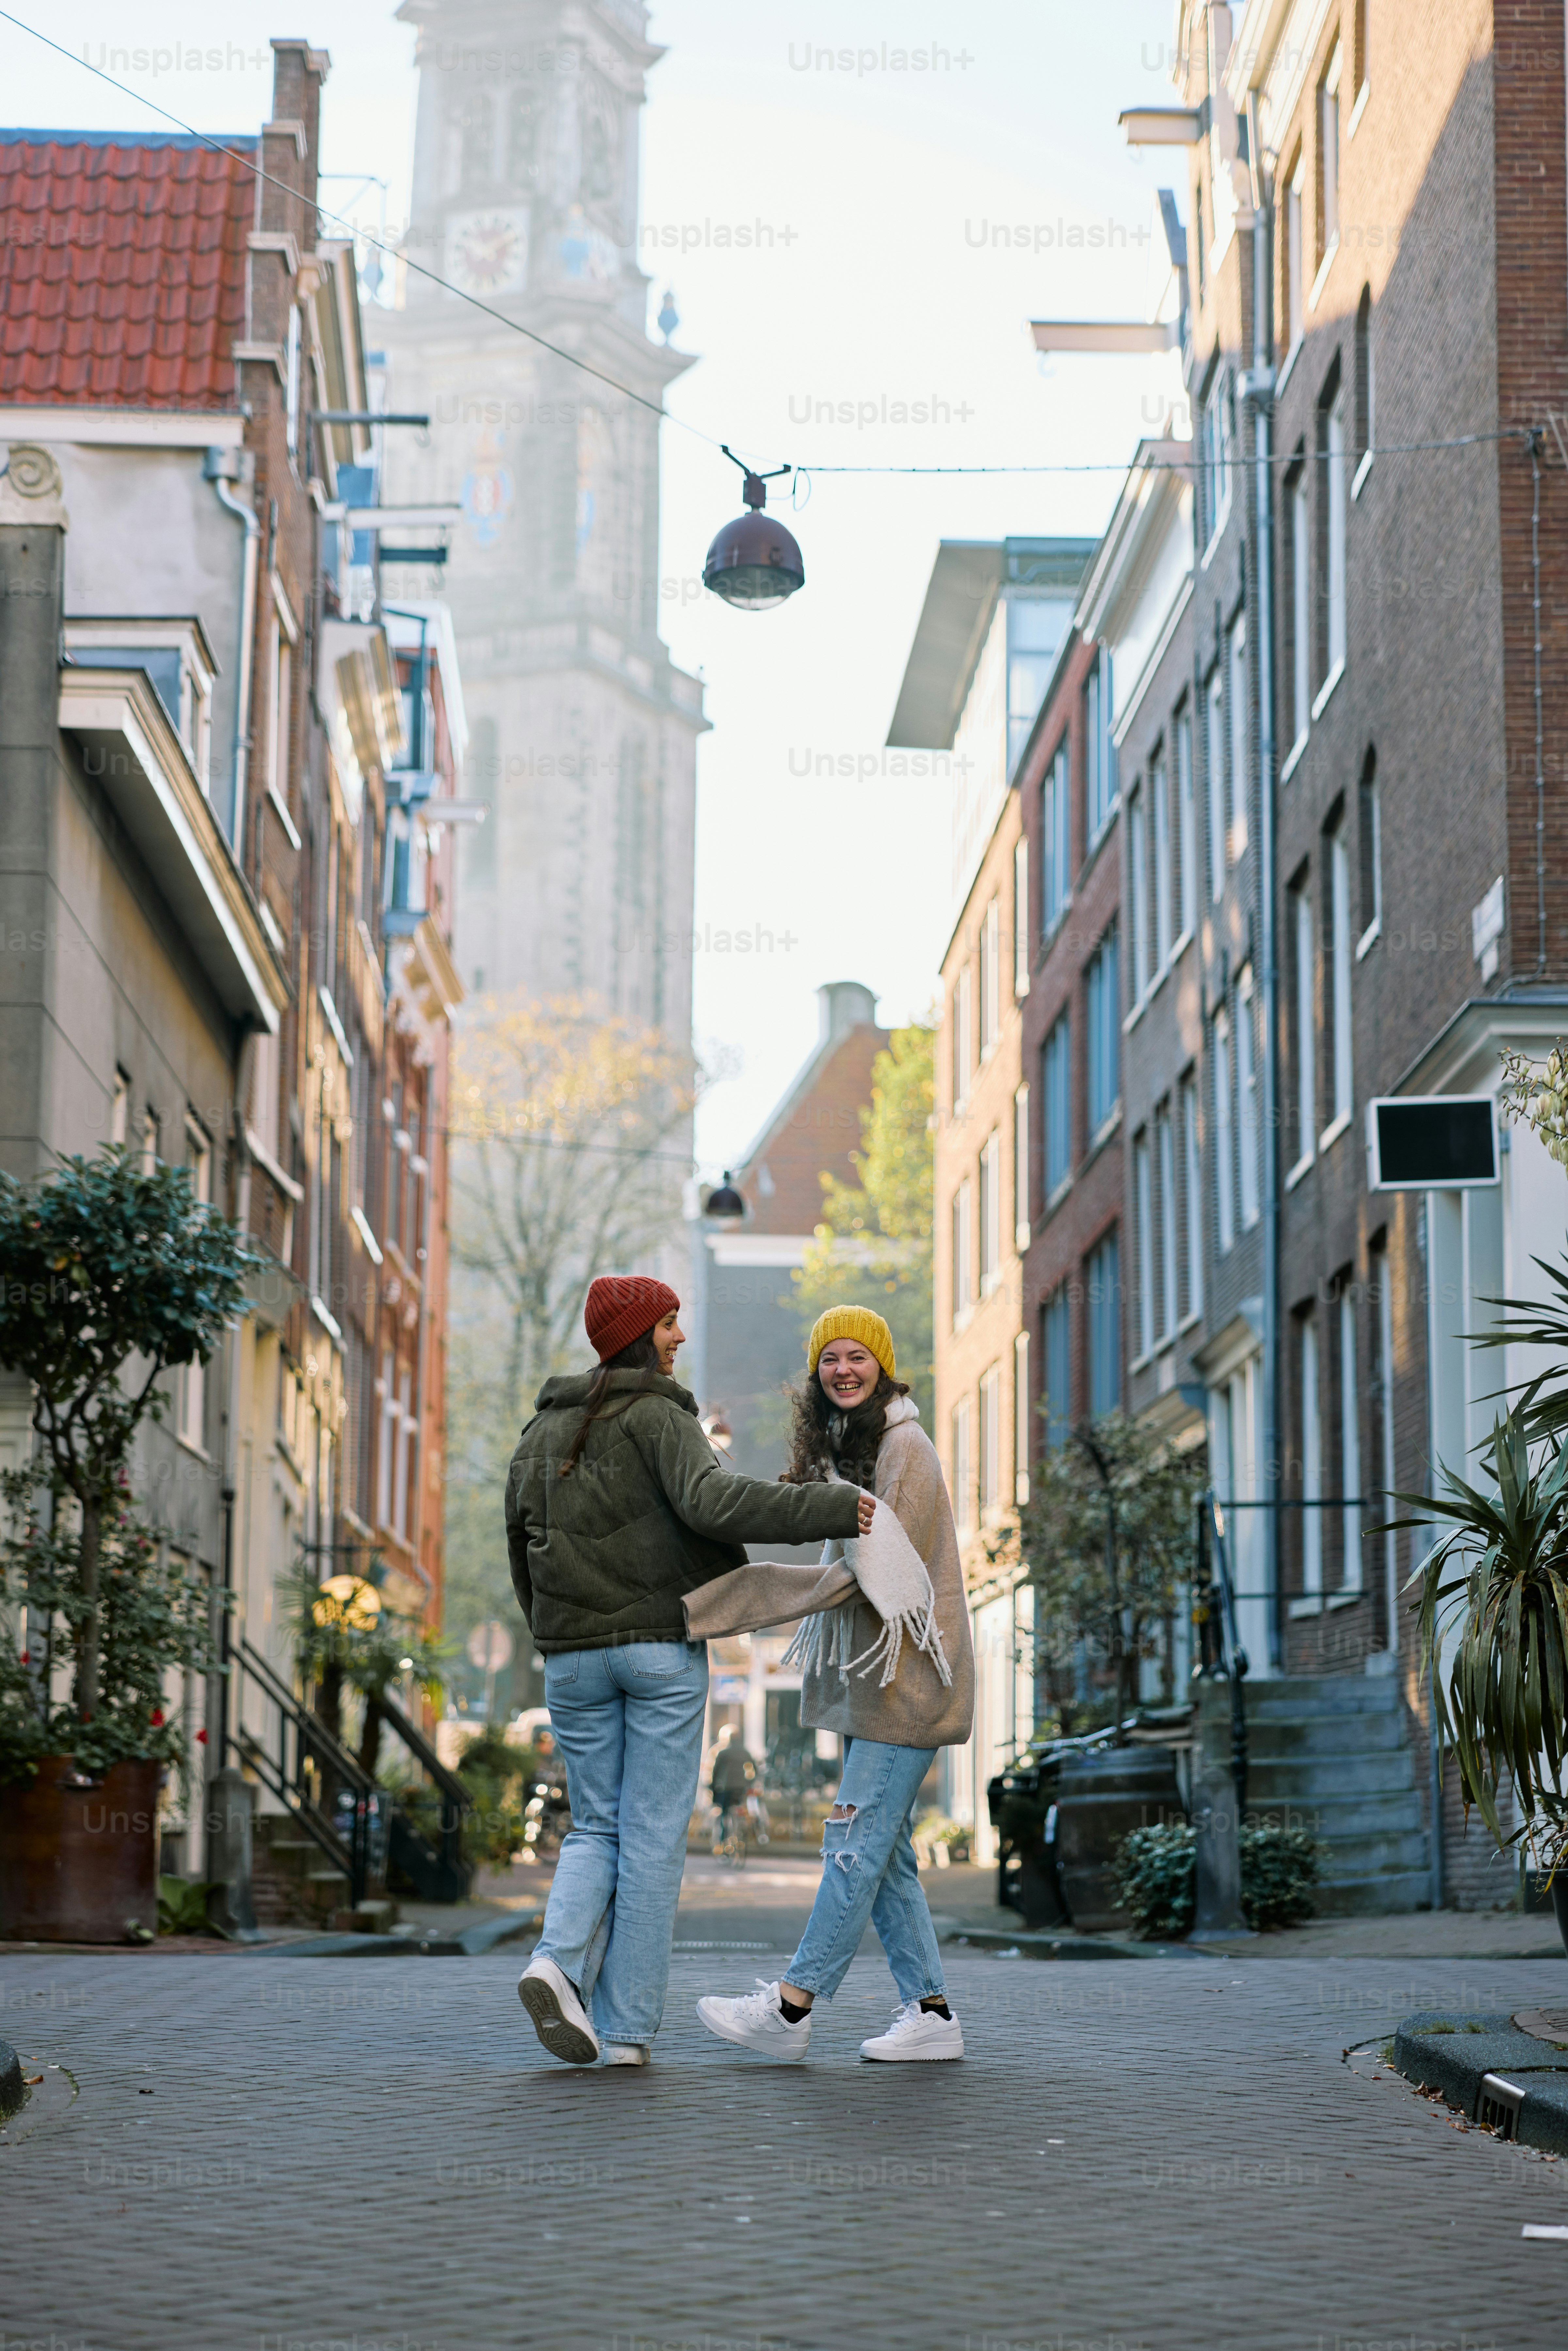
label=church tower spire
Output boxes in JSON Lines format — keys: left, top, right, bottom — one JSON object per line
{"left": 378, "top": 0, "right": 706, "bottom": 1027}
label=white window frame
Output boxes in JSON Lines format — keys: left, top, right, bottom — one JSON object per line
{"left": 1158, "top": 1105, "right": 1178, "bottom": 1343}
{"left": 1326, "top": 820, "right": 1354, "bottom": 1139}
{"left": 1180, "top": 1071, "right": 1203, "bottom": 1322}
{"left": 1227, "top": 616, "right": 1248, "bottom": 861}
{"left": 1290, "top": 469, "right": 1311, "bottom": 756}
{"left": 1320, "top": 44, "right": 1342, "bottom": 270}
{"left": 1152, "top": 750, "right": 1173, "bottom": 972}
{"left": 1206, "top": 666, "right": 1226, "bottom": 900}
{"left": 980, "top": 897, "right": 1000, "bottom": 1056}
{"left": 979, "top": 1130, "right": 1001, "bottom": 1295}
{"left": 1237, "top": 968, "right": 1260, "bottom": 1230}
{"left": 1134, "top": 1128, "right": 1154, "bottom": 1362}
{"left": 1128, "top": 782, "right": 1149, "bottom": 1000}
{"left": 110, "top": 1068, "right": 130, "bottom": 1148}
{"left": 1291, "top": 880, "right": 1316, "bottom": 1182}
{"left": 1014, "top": 1329, "right": 1032, "bottom": 1504}
{"left": 952, "top": 963, "right": 973, "bottom": 1112}
{"left": 177, "top": 1117, "right": 212, "bottom": 1451}
{"left": 1013, "top": 835, "right": 1031, "bottom": 997}
{"left": 1357, "top": 766, "right": 1382, "bottom": 957}
{"left": 1286, "top": 151, "right": 1305, "bottom": 357}
{"left": 1338, "top": 1289, "right": 1363, "bottom": 1595}
{"left": 1014, "top": 1083, "right": 1031, "bottom": 1252}
{"left": 1298, "top": 1316, "right": 1324, "bottom": 1609}
{"left": 951, "top": 1395, "right": 973, "bottom": 1537}
{"left": 1176, "top": 703, "right": 1196, "bottom": 941}
{"left": 979, "top": 1363, "right": 1001, "bottom": 1517}
{"left": 951, "top": 1178, "right": 973, "bottom": 1327}
{"left": 1324, "top": 388, "right": 1348, "bottom": 685}
{"left": 1213, "top": 1009, "right": 1235, "bottom": 1255}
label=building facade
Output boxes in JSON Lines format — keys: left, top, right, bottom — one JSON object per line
{"left": 0, "top": 47, "right": 469, "bottom": 1886}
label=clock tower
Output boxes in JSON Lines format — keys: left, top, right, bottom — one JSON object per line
{"left": 379, "top": 0, "right": 705, "bottom": 1039}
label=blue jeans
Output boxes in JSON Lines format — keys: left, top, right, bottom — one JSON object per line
{"left": 784, "top": 1739, "right": 947, "bottom": 2006}
{"left": 535, "top": 1639, "right": 709, "bottom": 2047}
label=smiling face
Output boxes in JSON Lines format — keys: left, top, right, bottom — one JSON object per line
{"left": 651, "top": 1308, "right": 684, "bottom": 1376}
{"left": 817, "top": 1339, "right": 882, "bottom": 1413}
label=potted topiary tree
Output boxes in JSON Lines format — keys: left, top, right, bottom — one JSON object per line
{"left": 0, "top": 1148, "right": 254, "bottom": 1941}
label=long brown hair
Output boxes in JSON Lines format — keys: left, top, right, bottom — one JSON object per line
{"left": 558, "top": 1330, "right": 662, "bottom": 1475}
{"left": 783, "top": 1367, "right": 910, "bottom": 1490}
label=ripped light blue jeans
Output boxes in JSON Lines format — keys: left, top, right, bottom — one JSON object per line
{"left": 783, "top": 1738, "right": 947, "bottom": 2005}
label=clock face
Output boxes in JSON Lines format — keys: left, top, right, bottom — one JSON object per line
{"left": 445, "top": 209, "right": 530, "bottom": 296}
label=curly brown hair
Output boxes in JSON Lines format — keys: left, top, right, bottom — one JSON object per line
{"left": 782, "top": 1367, "right": 911, "bottom": 1490}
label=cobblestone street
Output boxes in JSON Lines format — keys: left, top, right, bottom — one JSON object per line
{"left": 5, "top": 1909, "right": 1567, "bottom": 2351}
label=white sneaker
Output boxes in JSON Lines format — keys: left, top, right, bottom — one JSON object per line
{"left": 600, "top": 2043, "right": 649, "bottom": 2067}
{"left": 696, "top": 1979, "right": 812, "bottom": 2062}
{"left": 859, "top": 2000, "right": 964, "bottom": 2062}
{"left": 518, "top": 1955, "right": 600, "bottom": 2066}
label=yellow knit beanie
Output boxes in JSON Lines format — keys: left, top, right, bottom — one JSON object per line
{"left": 806, "top": 1306, "right": 897, "bottom": 1381}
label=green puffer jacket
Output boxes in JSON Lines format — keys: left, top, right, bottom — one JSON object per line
{"left": 505, "top": 1369, "right": 861, "bottom": 1654}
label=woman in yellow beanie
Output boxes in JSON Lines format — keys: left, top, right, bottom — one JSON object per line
{"left": 689, "top": 1303, "right": 975, "bottom": 2065}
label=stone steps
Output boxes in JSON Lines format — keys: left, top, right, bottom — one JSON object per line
{"left": 1242, "top": 1673, "right": 1430, "bottom": 1917}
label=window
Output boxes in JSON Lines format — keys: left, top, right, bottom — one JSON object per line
{"left": 1319, "top": 44, "right": 1342, "bottom": 265}
{"left": 1200, "top": 369, "right": 1232, "bottom": 545}
{"left": 1085, "top": 652, "right": 1116, "bottom": 838}
{"left": 1353, "top": 287, "right": 1374, "bottom": 479}
{"left": 109, "top": 1069, "right": 130, "bottom": 1148}
{"left": 1317, "top": 383, "right": 1348, "bottom": 686}
{"left": 1158, "top": 1104, "right": 1178, "bottom": 1343}
{"left": 1291, "top": 873, "right": 1316, "bottom": 1172}
{"left": 1128, "top": 783, "right": 1149, "bottom": 999}
{"left": 1285, "top": 148, "right": 1305, "bottom": 352}
{"left": 1013, "top": 835, "right": 1031, "bottom": 996}
{"left": 1014, "top": 1330, "right": 1032, "bottom": 1502}
{"left": 1086, "top": 926, "right": 1120, "bottom": 1134}
{"left": 951, "top": 1179, "right": 972, "bottom": 1325}
{"left": 1206, "top": 666, "right": 1225, "bottom": 900}
{"left": 1227, "top": 615, "right": 1248, "bottom": 860}
{"left": 1369, "top": 1230, "right": 1396, "bottom": 1647}
{"left": 140, "top": 1109, "right": 160, "bottom": 1174}
{"left": 1194, "top": 181, "right": 1206, "bottom": 305}
{"left": 268, "top": 619, "right": 293, "bottom": 814}
{"left": 1338, "top": 1285, "right": 1362, "bottom": 1593}
{"left": 1289, "top": 457, "right": 1310, "bottom": 749}
{"left": 178, "top": 1119, "right": 212, "bottom": 1448}
{"left": 285, "top": 304, "right": 301, "bottom": 458}
{"left": 1180, "top": 1070, "right": 1203, "bottom": 1320}
{"left": 250, "top": 1027, "right": 281, "bottom": 1164}
{"left": 1327, "top": 815, "right": 1353, "bottom": 1128}
{"left": 951, "top": 963, "right": 973, "bottom": 1110}
{"left": 394, "top": 1363, "right": 413, "bottom": 1542}
{"left": 1043, "top": 1287, "right": 1071, "bottom": 1447}
{"left": 1213, "top": 1008, "right": 1235, "bottom": 1253}
{"left": 1237, "top": 969, "right": 1260, "bottom": 1230}
{"left": 1300, "top": 1313, "right": 1323, "bottom": 1605}
{"left": 1042, "top": 740, "right": 1070, "bottom": 935}
{"left": 376, "top": 1347, "right": 395, "bottom": 1530}
{"left": 951, "top": 1395, "right": 973, "bottom": 1536}
{"left": 1151, "top": 748, "right": 1173, "bottom": 970}
{"left": 1352, "top": 0, "right": 1368, "bottom": 100}
{"left": 979, "top": 1364, "right": 1001, "bottom": 1516}
{"left": 1087, "top": 1231, "right": 1121, "bottom": 1419}
{"left": 979, "top": 1131, "right": 1000, "bottom": 1294}
{"left": 1134, "top": 1129, "right": 1154, "bottom": 1361}
{"left": 1176, "top": 702, "right": 1196, "bottom": 939}
{"left": 1043, "top": 1015, "right": 1071, "bottom": 1196}
{"left": 1358, "top": 750, "right": 1381, "bottom": 946}
{"left": 980, "top": 898, "right": 1000, "bottom": 1055}
{"left": 1014, "top": 1083, "right": 1031, "bottom": 1250}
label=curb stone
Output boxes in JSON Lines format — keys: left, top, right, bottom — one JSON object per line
{"left": 258, "top": 1911, "right": 542, "bottom": 1958}
{"left": 1393, "top": 2010, "right": 1568, "bottom": 2154}
{"left": 937, "top": 1924, "right": 1203, "bottom": 1961}
{"left": 0, "top": 2039, "right": 23, "bottom": 2119}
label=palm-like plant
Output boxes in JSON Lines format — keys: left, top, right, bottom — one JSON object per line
{"left": 1401, "top": 1417, "right": 1568, "bottom": 1859}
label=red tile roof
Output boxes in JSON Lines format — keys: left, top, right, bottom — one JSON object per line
{"left": 0, "top": 132, "right": 256, "bottom": 409}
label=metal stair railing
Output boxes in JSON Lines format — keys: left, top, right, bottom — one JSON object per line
{"left": 228, "top": 1634, "right": 375, "bottom": 1907}
{"left": 1193, "top": 1490, "right": 1249, "bottom": 1810}
{"left": 371, "top": 1692, "right": 472, "bottom": 1892}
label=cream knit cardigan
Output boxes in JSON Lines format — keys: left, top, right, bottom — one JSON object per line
{"left": 682, "top": 1399, "right": 976, "bottom": 1749}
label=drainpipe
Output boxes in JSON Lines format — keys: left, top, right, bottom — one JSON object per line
{"left": 205, "top": 447, "right": 260, "bottom": 867}
{"left": 1240, "top": 94, "right": 1281, "bottom": 1672}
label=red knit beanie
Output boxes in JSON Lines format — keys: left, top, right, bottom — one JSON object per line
{"left": 584, "top": 1274, "right": 680, "bottom": 1363}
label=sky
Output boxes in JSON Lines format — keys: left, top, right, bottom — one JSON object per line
{"left": 3, "top": 0, "right": 1181, "bottom": 1173}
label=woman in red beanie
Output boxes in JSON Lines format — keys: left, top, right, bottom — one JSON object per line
{"left": 506, "top": 1273, "right": 872, "bottom": 2069}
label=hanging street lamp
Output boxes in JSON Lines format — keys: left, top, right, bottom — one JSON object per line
{"left": 703, "top": 446, "right": 805, "bottom": 611}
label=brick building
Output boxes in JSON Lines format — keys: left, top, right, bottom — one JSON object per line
{"left": 0, "top": 43, "right": 470, "bottom": 1896}
{"left": 893, "top": 537, "right": 1096, "bottom": 1850}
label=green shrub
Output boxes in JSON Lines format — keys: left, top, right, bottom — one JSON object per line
{"left": 1115, "top": 1817, "right": 1322, "bottom": 1938}
{"left": 156, "top": 1876, "right": 218, "bottom": 1936}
